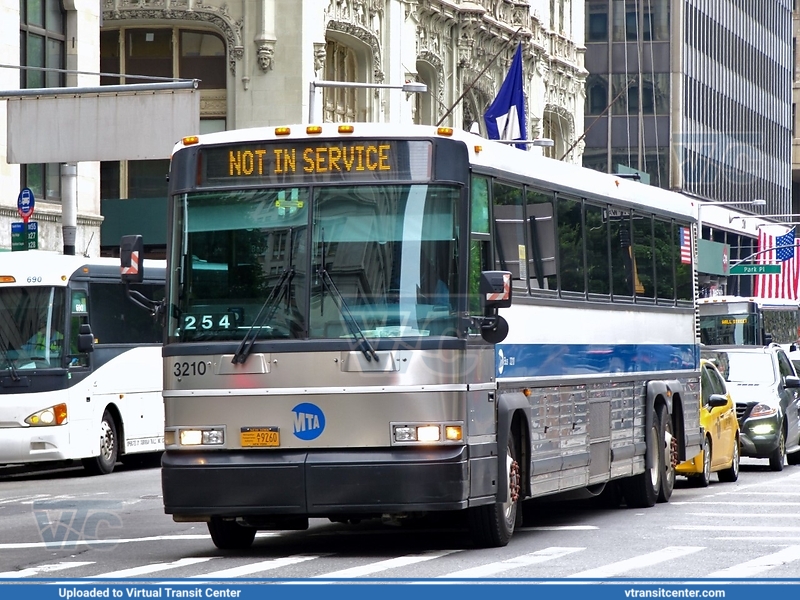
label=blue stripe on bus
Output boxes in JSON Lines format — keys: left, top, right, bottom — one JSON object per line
{"left": 495, "top": 344, "right": 700, "bottom": 378}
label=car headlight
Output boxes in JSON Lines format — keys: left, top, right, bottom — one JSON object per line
{"left": 25, "top": 404, "right": 68, "bottom": 426}
{"left": 750, "top": 403, "right": 778, "bottom": 418}
{"left": 750, "top": 423, "right": 775, "bottom": 435}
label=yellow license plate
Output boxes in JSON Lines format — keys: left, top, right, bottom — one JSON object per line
{"left": 240, "top": 427, "right": 280, "bottom": 447}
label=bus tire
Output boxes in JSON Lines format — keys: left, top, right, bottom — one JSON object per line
{"left": 208, "top": 517, "right": 257, "bottom": 550}
{"left": 656, "top": 404, "right": 675, "bottom": 503}
{"left": 621, "top": 407, "right": 661, "bottom": 508}
{"left": 81, "top": 410, "right": 119, "bottom": 476}
{"left": 467, "top": 434, "right": 520, "bottom": 548}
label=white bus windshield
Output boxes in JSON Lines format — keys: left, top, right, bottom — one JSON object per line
{"left": 0, "top": 286, "right": 66, "bottom": 370}
{"left": 170, "top": 183, "right": 461, "bottom": 342}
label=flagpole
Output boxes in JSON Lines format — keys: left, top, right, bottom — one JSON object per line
{"left": 435, "top": 27, "right": 523, "bottom": 127}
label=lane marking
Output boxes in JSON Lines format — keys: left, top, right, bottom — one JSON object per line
{"left": 192, "top": 555, "right": 320, "bottom": 579}
{"left": 0, "top": 532, "right": 278, "bottom": 550}
{"left": 314, "top": 550, "right": 460, "bottom": 578}
{"left": 89, "top": 557, "right": 215, "bottom": 579}
{"left": 439, "top": 547, "right": 583, "bottom": 578}
{"left": 706, "top": 545, "right": 800, "bottom": 579}
{"left": 0, "top": 561, "right": 94, "bottom": 578}
{"left": 567, "top": 546, "right": 704, "bottom": 578}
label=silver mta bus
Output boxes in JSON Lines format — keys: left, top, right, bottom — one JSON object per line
{"left": 149, "top": 124, "right": 702, "bottom": 550}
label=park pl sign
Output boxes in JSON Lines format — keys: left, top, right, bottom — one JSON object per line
{"left": 729, "top": 264, "right": 781, "bottom": 275}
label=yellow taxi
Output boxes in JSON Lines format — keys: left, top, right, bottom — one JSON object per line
{"left": 676, "top": 358, "right": 740, "bottom": 486}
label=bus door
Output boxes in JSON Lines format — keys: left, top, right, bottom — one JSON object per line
{"left": 65, "top": 287, "right": 95, "bottom": 457}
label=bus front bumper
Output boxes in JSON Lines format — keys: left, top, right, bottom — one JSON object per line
{"left": 161, "top": 446, "right": 472, "bottom": 518}
{"left": 0, "top": 425, "right": 72, "bottom": 465}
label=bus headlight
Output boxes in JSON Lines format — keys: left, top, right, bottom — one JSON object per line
{"left": 392, "top": 423, "right": 463, "bottom": 444}
{"left": 25, "top": 404, "right": 68, "bottom": 426}
{"left": 179, "top": 428, "right": 224, "bottom": 446}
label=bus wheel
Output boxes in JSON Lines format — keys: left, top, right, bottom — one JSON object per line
{"left": 81, "top": 410, "right": 119, "bottom": 476}
{"left": 620, "top": 406, "right": 661, "bottom": 508}
{"left": 467, "top": 434, "right": 520, "bottom": 548}
{"left": 208, "top": 517, "right": 257, "bottom": 550}
{"left": 656, "top": 404, "right": 675, "bottom": 503}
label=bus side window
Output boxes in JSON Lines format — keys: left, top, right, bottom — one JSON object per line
{"left": 68, "top": 289, "right": 90, "bottom": 368}
{"left": 469, "top": 176, "right": 491, "bottom": 316}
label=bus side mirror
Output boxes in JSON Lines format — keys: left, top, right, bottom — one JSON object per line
{"left": 77, "top": 323, "right": 94, "bottom": 353}
{"left": 120, "top": 235, "right": 144, "bottom": 284}
{"left": 478, "top": 271, "right": 512, "bottom": 344}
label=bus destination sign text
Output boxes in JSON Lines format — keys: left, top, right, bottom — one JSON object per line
{"left": 202, "top": 140, "right": 431, "bottom": 185}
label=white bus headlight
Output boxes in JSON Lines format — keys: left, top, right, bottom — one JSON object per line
{"left": 416, "top": 425, "right": 440, "bottom": 442}
{"left": 25, "top": 404, "right": 68, "bottom": 426}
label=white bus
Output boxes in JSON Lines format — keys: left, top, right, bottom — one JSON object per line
{"left": 152, "top": 123, "right": 702, "bottom": 549}
{"left": 0, "top": 251, "right": 166, "bottom": 474}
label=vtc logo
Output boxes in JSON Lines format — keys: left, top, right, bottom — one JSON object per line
{"left": 292, "top": 402, "right": 326, "bottom": 440}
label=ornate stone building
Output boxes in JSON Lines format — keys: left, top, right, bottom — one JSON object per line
{"left": 0, "top": 1, "right": 587, "bottom": 252}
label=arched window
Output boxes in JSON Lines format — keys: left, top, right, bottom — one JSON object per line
{"left": 100, "top": 26, "right": 227, "bottom": 202}
{"left": 324, "top": 39, "right": 359, "bottom": 122}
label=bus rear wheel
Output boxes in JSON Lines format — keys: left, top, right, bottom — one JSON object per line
{"left": 621, "top": 406, "right": 661, "bottom": 508}
{"left": 467, "top": 434, "right": 520, "bottom": 547}
{"left": 208, "top": 517, "right": 257, "bottom": 550}
{"left": 81, "top": 410, "right": 118, "bottom": 476}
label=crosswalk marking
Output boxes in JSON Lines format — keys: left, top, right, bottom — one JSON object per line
{"left": 191, "top": 555, "right": 320, "bottom": 579}
{"left": 314, "top": 550, "right": 460, "bottom": 578}
{"left": 0, "top": 561, "right": 94, "bottom": 578}
{"left": 567, "top": 546, "right": 704, "bottom": 578}
{"left": 671, "top": 501, "right": 800, "bottom": 506}
{"left": 89, "top": 557, "right": 216, "bottom": 578}
{"left": 705, "top": 545, "right": 800, "bottom": 579}
{"left": 438, "top": 547, "right": 583, "bottom": 578}
{"left": 671, "top": 525, "right": 800, "bottom": 532}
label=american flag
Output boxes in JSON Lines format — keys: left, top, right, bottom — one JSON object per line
{"left": 679, "top": 226, "right": 692, "bottom": 265}
{"left": 754, "top": 226, "right": 800, "bottom": 299}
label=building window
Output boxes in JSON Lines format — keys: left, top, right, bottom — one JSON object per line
{"left": 324, "top": 40, "right": 359, "bottom": 122}
{"left": 100, "top": 26, "right": 227, "bottom": 200}
{"left": 20, "top": 0, "right": 65, "bottom": 202}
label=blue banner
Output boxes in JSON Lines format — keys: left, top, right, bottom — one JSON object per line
{"left": 2, "top": 581, "right": 800, "bottom": 600}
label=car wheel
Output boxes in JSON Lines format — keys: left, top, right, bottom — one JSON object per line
{"left": 81, "top": 410, "right": 119, "bottom": 475}
{"left": 717, "top": 435, "right": 740, "bottom": 483}
{"left": 691, "top": 437, "right": 712, "bottom": 488}
{"left": 656, "top": 404, "right": 675, "bottom": 503}
{"left": 769, "top": 427, "right": 786, "bottom": 472}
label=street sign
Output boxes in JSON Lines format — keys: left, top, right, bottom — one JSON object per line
{"left": 17, "top": 187, "right": 35, "bottom": 223}
{"left": 729, "top": 264, "right": 781, "bottom": 275}
{"left": 11, "top": 221, "right": 38, "bottom": 252}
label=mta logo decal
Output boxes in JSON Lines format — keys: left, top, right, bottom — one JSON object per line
{"left": 292, "top": 402, "right": 326, "bottom": 440}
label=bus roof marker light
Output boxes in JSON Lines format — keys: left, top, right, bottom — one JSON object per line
{"left": 306, "top": 125, "right": 323, "bottom": 135}
{"left": 474, "top": 145, "right": 483, "bottom": 154}
{"left": 437, "top": 127, "right": 453, "bottom": 137}
{"left": 182, "top": 136, "right": 199, "bottom": 146}
{"left": 338, "top": 125, "right": 354, "bottom": 134}
{"left": 275, "top": 127, "right": 291, "bottom": 136}
{"left": 0, "top": 275, "right": 15, "bottom": 283}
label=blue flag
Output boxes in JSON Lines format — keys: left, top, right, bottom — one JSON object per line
{"left": 484, "top": 44, "right": 527, "bottom": 149}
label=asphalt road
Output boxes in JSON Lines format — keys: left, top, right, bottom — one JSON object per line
{"left": 0, "top": 457, "right": 799, "bottom": 581}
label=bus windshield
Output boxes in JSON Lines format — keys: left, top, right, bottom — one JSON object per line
{"left": 699, "top": 313, "right": 760, "bottom": 345}
{"left": 170, "top": 183, "right": 461, "bottom": 342}
{"left": 0, "top": 286, "right": 66, "bottom": 370}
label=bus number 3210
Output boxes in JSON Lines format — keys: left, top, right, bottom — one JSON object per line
{"left": 174, "top": 361, "right": 208, "bottom": 377}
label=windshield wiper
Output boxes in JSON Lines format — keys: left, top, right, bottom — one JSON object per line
{"left": 231, "top": 228, "right": 295, "bottom": 365}
{"left": 0, "top": 339, "right": 20, "bottom": 382}
{"left": 317, "top": 229, "right": 379, "bottom": 362}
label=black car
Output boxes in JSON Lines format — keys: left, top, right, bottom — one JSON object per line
{"left": 702, "top": 344, "right": 800, "bottom": 471}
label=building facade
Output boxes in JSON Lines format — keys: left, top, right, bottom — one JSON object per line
{"left": 0, "top": 0, "right": 102, "bottom": 255}
{"left": 584, "top": 0, "right": 792, "bottom": 214}
{"left": 583, "top": 0, "right": 793, "bottom": 298}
